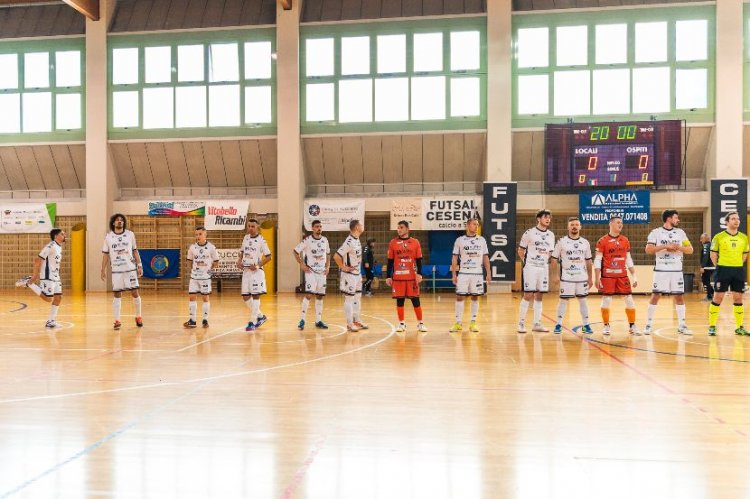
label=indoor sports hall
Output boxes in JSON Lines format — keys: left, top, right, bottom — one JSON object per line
{"left": 0, "top": 0, "right": 749, "bottom": 497}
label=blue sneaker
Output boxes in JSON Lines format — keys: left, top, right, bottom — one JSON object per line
{"left": 553, "top": 324, "right": 563, "bottom": 334}
{"left": 255, "top": 315, "right": 268, "bottom": 328}
{"left": 298, "top": 319, "right": 305, "bottom": 330}
{"left": 315, "top": 321, "right": 329, "bottom": 329}
{"left": 245, "top": 321, "right": 256, "bottom": 332}
{"left": 581, "top": 324, "right": 594, "bottom": 334}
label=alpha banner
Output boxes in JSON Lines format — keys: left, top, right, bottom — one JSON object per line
{"left": 147, "top": 201, "right": 205, "bottom": 217}
{"left": 140, "top": 249, "right": 180, "bottom": 279}
{"left": 482, "top": 183, "right": 517, "bottom": 282}
{"left": 204, "top": 200, "right": 250, "bottom": 230}
{"left": 0, "top": 203, "right": 56, "bottom": 233}
{"left": 579, "top": 190, "right": 650, "bottom": 224}
{"left": 304, "top": 199, "right": 365, "bottom": 231}
{"left": 711, "top": 179, "right": 748, "bottom": 237}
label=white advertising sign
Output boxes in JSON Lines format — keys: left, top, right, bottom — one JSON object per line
{"left": 0, "top": 203, "right": 56, "bottom": 234}
{"left": 304, "top": 199, "right": 365, "bottom": 231}
{"left": 204, "top": 200, "right": 250, "bottom": 230}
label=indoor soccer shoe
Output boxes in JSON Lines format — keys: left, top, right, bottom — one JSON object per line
{"left": 417, "top": 323, "right": 428, "bottom": 333}
{"left": 708, "top": 326, "right": 717, "bottom": 336}
{"left": 315, "top": 321, "right": 329, "bottom": 329}
{"left": 353, "top": 321, "right": 369, "bottom": 330}
{"left": 135, "top": 316, "right": 143, "bottom": 327}
{"left": 677, "top": 324, "right": 692, "bottom": 335}
{"left": 450, "top": 323, "right": 463, "bottom": 333}
{"left": 532, "top": 323, "right": 549, "bottom": 332}
{"left": 469, "top": 321, "right": 479, "bottom": 333}
{"left": 245, "top": 321, "right": 257, "bottom": 332}
{"left": 202, "top": 319, "right": 209, "bottom": 328}
{"left": 298, "top": 319, "right": 305, "bottom": 330}
{"left": 184, "top": 319, "right": 197, "bottom": 328}
{"left": 255, "top": 315, "right": 268, "bottom": 328}
{"left": 735, "top": 326, "right": 749, "bottom": 336}
{"left": 629, "top": 324, "right": 641, "bottom": 336}
{"left": 15, "top": 276, "right": 31, "bottom": 288}
{"left": 113, "top": 320, "right": 122, "bottom": 330}
{"left": 517, "top": 322, "right": 526, "bottom": 333}
{"left": 346, "top": 323, "right": 360, "bottom": 332}
{"left": 396, "top": 323, "right": 406, "bottom": 333}
{"left": 553, "top": 324, "right": 563, "bottom": 334}
{"left": 581, "top": 325, "right": 593, "bottom": 334}
{"left": 45, "top": 320, "right": 57, "bottom": 329}
{"left": 644, "top": 324, "right": 653, "bottom": 335}
{"left": 602, "top": 324, "right": 611, "bottom": 335}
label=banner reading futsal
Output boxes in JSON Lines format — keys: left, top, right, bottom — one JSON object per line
{"left": 482, "top": 183, "right": 516, "bottom": 282}
{"left": 0, "top": 203, "right": 56, "bottom": 233}
{"left": 204, "top": 200, "right": 249, "bottom": 230}
{"left": 147, "top": 201, "right": 205, "bottom": 217}
{"left": 304, "top": 199, "right": 365, "bottom": 231}
{"left": 140, "top": 249, "right": 180, "bottom": 279}
{"left": 421, "top": 196, "right": 482, "bottom": 230}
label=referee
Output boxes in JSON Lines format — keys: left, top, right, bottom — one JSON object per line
{"left": 708, "top": 212, "right": 750, "bottom": 336}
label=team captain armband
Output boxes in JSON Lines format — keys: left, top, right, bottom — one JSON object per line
{"left": 682, "top": 240, "right": 691, "bottom": 247}
{"left": 594, "top": 254, "right": 602, "bottom": 268}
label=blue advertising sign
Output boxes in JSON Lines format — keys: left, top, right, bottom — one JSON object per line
{"left": 578, "top": 190, "right": 650, "bottom": 224}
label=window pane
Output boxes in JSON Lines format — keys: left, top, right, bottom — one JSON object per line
{"left": 176, "top": 86, "right": 207, "bottom": 127}
{"left": 676, "top": 68, "right": 707, "bottom": 109}
{"left": 414, "top": 33, "right": 442, "bottom": 72}
{"left": 377, "top": 34, "right": 406, "bottom": 74}
{"left": 178, "top": 45, "right": 204, "bottom": 82}
{"left": 145, "top": 46, "right": 171, "bottom": 84}
{"left": 245, "top": 41, "right": 272, "bottom": 79}
{"left": 209, "top": 43, "right": 239, "bottom": 82}
{"left": 143, "top": 87, "right": 174, "bottom": 129}
{"left": 593, "top": 69, "right": 630, "bottom": 115}
{"left": 411, "top": 76, "right": 445, "bottom": 120}
{"left": 209, "top": 84, "right": 240, "bottom": 126}
{"left": 0, "top": 94, "right": 20, "bottom": 133}
{"left": 517, "top": 74, "right": 548, "bottom": 115}
{"left": 595, "top": 24, "right": 627, "bottom": 65}
{"left": 0, "top": 54, "right": 18, "bottom": 89}
{"left": 517, "top": 28, "right": 548, "bottom": 68}
{"left": 554, "top": 70, "right": 590, "bottom": 116}
{"left": 632, "top": 67, "right": 669, "bottom": 113}
{"left": 55, "top": 51, "right": 81, "bottom": 87}
{"left": 556, "top": 26, "right": 587, "bottom": 66}
{"left": 676, "top": 20, "right": 708, "bottom": 61}
{"left": 25, "top": 52, "right": 49, "bottom": 88}
{"left": 339, "top": 79, "right": 372, "bottom": 123}
{"left": 341, "top": 36, "right": 370, "bottom": 75}
{"left": 22, "top": 92, "right": 52, "bottom": 132}
{"left": 451, "top": 31, "right": 480, "bottom": 71}
{"left": 306, "top": 83, "right": 334, "bottom": 121}
{"left": 451, "top": 77, "right": 480, "bottom": 117}
{"left": 113, "top": 48, "right": 139, "bottom": 85}
{"left": 375, "top": 78, "right": 408, "bottom": 121}
{"left": 55, "top": 93, "right": 81, "bottom": 129}
{"left": 635, "top": 22, "right": 667, "bottom": 63}
{"left": 306, "top": 38, "right": 334, "bottom": 77}
{"left": 112, "top": 91, "right": 139, "bottom": 127}
{"left": 245, "top": 86, "right": 272, "bottom": 123}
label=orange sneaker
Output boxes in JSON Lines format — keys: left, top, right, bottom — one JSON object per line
{"left": 353, "top": 321, "right": 369, "bottom": 330}
{"left": 135, "top": 316, "right": 143, "bottom": 327}
{"left": 113, "top": 320, "right": 121, "bottom": 330}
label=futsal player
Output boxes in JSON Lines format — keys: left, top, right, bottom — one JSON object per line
{"left": 334, "top": 219, "right": 368, "bottom": 332}
{"left": 517, "top": 209, "right": 555, "bottom": 333}
{"left": 294, "top": 219, "right": 331, "bottom": 330}
{"left": 183, "top": 226, "right": 219, "bottom": 328}
{"left": 236, "top": 219, "right": 272, "bottom": 332}
{"left": 551, "top": 217, "right": 594, "bottom": 334}
{"left": 100, "top": 214, "right": 144, "bottom": 330}
{"left": 386, "top": 220, "right": 426, "bottom": 333}
{"left": 450, "top": 217, "right": 491, "bottom": 333}
{"left": 16, "top": 228, "right": 67, "bottom": 329}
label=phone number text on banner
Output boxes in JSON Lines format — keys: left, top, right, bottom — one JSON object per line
{"left": 579, "top": 190, "right": 650, "bottom": 224}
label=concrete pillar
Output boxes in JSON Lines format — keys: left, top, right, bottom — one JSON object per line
{"left": 486, "top": 0, "right": 512, "bottom": 181}
{"left": 276, "top": 0, "right": 304, "bottom": 292}
{"left": 714, "top": 0, "right": 743, "bottom": 178}
{"left": 85, "top": 0, "right": 118, "bottom": 291}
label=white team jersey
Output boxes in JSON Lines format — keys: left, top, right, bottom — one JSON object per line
{"left": 336, "top": 235, "right": 362, "bottom": 275}
{"left": 102, "top": 230, "right": 139, "bottom": 273}
{"left": 647, "top": 226, "right": 690, "bottom": 272}
{"left": 552, "top": 236, "right": 592, "bottom": 283}
{"left": 294, "top": 235, "right": 330, "bottom": 274}
{"left": 519, "top": 227, "right": 555, "bottom": 269}
{"left": 187, "top": 241, "right": 220, "bottom": 280}
{"left": 452, "top": 235, "right": 489, "bottom": 275}
{"left": 240, "top": 234, "right": 271, "bottom": 269}
{"left": 39, "top": 241, "right": 63, "bottom": 282}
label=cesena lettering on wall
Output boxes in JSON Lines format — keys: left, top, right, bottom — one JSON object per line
{"left": 421, "top": 197, "right": 482, "bottom": 230}
{"left": 710, "top": 179, "right": 748, "bottom": 237}
{"left": 482, "top": 183, "right": 517, "bottom": 281}
{"left": 208, "top": 206, "right": 246, "bottom": 226}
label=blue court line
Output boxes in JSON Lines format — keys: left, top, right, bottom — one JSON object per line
{"left": 1, "top": 301, "right": 28, "bottom": 314}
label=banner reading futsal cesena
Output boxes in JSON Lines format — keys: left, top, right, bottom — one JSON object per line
{"left": 147, "top": 201, "right": 205, "bottom": 217}
{"left": 421, "top": 196, "right": 482, "bottom": 230}
{"left": 0, "top": 203, "right": 56, "bottom": 233}
{"left": 204, "top": 200, "right": 249, "bottom": 230}
{"left": 304, "top": 199, "right": 365, "bottom": 231}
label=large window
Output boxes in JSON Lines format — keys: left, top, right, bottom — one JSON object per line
{"left": 513, "top": 6, "right": 714, "bottom": 127}
{"left": 0, "top": 39, "right": 84, "bottom": 141}
{"left": 109, "top": 29, "right": 275, "bottom": 139}
{"left": 301, "top": 18, "right": 486, "bottom": 133}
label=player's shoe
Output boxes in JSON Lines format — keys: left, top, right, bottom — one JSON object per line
{"left": 644, "top": 324, "right": 653, "bottom": 335}
{"left": 135, "top": 316, "right": 143, "bottom": 327}
{"left": 15, "top": 275, "right": 31, "bottom": 288}
{"left": 183, "top": 319, "right": 197, "bottom": 328}
{"left": 417, "top": 323, "right": 428, "bottom": 333}
{"left": 532, "top": 323, "right": 549, "bottom": 332}
{"left": 353, "top": 321, "right": 369, "bottom": 330}
{"left": 396, "top": 323, "right": 406, "bottom": 333}
{"left": 315, "top": 321, "right": 329, "bottom": 329}
{"left": 347, "top": 323, "right": 360, "bottom": 332}
{"left": 469, "top": 321, "right": 479, "bottom": 333}
{"left": 255, "top": 315, "right": 268, "bottom": 328}
{"left": 45, "top": 320, "right": 57, "bottom": 328}
{"left": 450, "top": 322, "right": 463, "bottom": 333}
{"left": 298, "top": 319, "right": 305, "bottom": 330}
{"left": 735, "top": 326, "right": 749, "bottom": 336}
{"left": 629, "top": 324, "right": 641, "bottom": 336}
{"left": 113, "top": 320, "right": 122, "bottom": 330}
{"left": 708, "top": 326, "right": 717, "bottom": 336}
{"left": 517, "top": 322, "right": 526, "bottom": 333}
{"left": 245, "top": 321, "right": 256, "bottom": 332}
{"left": 553, "top": 324, "right": 563, "bottom": 334}
{"left": 677, "top": 324, "right": 692, "bottom": 335}
{"left": 602, "top": 324, "right": 611, "bottom": 335}
{"left": 581, "top": 324, "right": 594, "bottom": 334}
{"left": 202, "top": 319, "right": 209, "bottom": 328}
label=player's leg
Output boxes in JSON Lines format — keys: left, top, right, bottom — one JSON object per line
{"left": 624, "top": 293, "right": 639, "bottom": 335}
{"left": 352, "top": 275, "right": 366, "bottom": 329}
{"left": 645, "top": 292, "right": 661, "bottom": 334}
{"left": 600, "top": 281, "right": 613, "bottom": 334}
{"left": 532, "top": 290, "right": 548, "bottom": 332}
{"left": 112, "top": 272, "right": 123, "bottom": 329}
{"left": 452, "top": 275, "right": 467, "bottom": 332}
{"left": 731, "top": 272, "right": 746, "bottom": 334}
{"left": 185, "top": 283, "right": 198, "bottom": 327}
{"left": 395, "top": 297, "right": 406, "bottom": 332}
{"left": 577, "top": 287, "right": 592, "bottom": 334}
{"left": 130, "top": 272, "right": 143, "bottom": 327}
{"left": 554, "top": 293, "right": 569, "bottom": 334}
{"left": 201, "top": 292, "right": 211, "bottom": 327}
{"left": 708, "top": 269, "right": 727, "bottom": 336}
{"left": 299, "top": 288, "right": 313, "bottom": 330}
{"left": 411, "top": 297, "right": 426, "bottom": 332}
{"left": 45, "top": 282, "right": 62, "bottom": 328}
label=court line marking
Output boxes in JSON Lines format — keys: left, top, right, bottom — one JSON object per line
{"left": 0, "top": 314, "right": 395, "bottom": 498}
{"left": 0, "top": 300, "right": 28, "bottom": 314}
{"left": 0, "top": 321, "right": 75, "bottom": 337}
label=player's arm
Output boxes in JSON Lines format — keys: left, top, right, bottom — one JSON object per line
{"left": 259, "top": 253, "right": 272, "bottom": 268}
{"left": 363, "top": 248, "right": 370, "bottom": 269}
{"left": 133, "top": 248, "right": 144, "bottom": 277}
{"left": 325, "top": 253, "right": 331, "bottom": 275}
{"left": 386, "top": 258, "right": 394, "bottom": 286}
{"left": 293, "top": 248, "right": 311, "bottom": 273}
{"left": 415, "top": 257, "right": 423, "bottom": 284}
{"left": 31, "top": 255, "right": 44, "bottom": 283}
{"left": 483, "top": 254, "right": 491, "bottom": 285}
{"left": 586, "top": 258, "right": 594, "bottom": 288}
{"left": 680, "top": 239, "right": 694, "bottom": 255}
{"left": 626, "top": 251, "right": 637, "bottom": 288}
{"left": 101, "top": 252, "right": 110, "bottom": 281}
{"left": 334, "top": 251, "right": 353, "bottom": 273}
{"left": 517, "top": 246, "right": 526, "bottom": 261}
{"left": 451, "top": 253, "right": 459, "bottom": 285}
{"left": 593, "top": 250, "right": 603, "bottom": 288}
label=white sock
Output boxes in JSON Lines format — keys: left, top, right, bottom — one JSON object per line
{"left": 344, "top": 295, "right": 354, "bottom": 324}
{"left": 48, "top": 304, "right": 59, "bottom": 321}
{"left": 353, "top": 293, "right": 361, "bottom": 322}
{"left": 244, "top": 298, "right": 253, "bottom": 311}
{"left": 676, "top": 304, "right": 686, "bottom": 326}
{"left": 470, "top": 300, "right": 479, "bottom": 321}
{"left": 556, "top": 300, "right": 568, "bottom": 325}
{"left": 28, "top": 283, "right": 42, "bottom": 296}
{"left": 455, "top": 300, "right": 464, "bottom": 323}
{"left": 189, "top": 301, "right": 197, "bottom": 321}
{"left": 579, "top": 298, "right": 590, "bottom": 325}
{"left": 315, "top": 299, "right": 323, "bottom": 322}
{"left": 202, "top": 302, "right": 210, "bottom": 320}
{"left": 647, "top": 303, "right": 657, "bottom": 326}
{"left": 533, "top": 300, "right": 543, "bottom": 324}
{"left": 133, "top": 296, "right": 142, "bottom": 317}
{"left": 113, "top": 297, "right": 122, "bottom": 321}
{"left": 518, "top": 299, "right": 530, "bottom": 323}
{"left": 301, "top": 297, "right": 310, "bottom": 320}
{"left": 251, "top": 299, "right": 260, "bottom": 323}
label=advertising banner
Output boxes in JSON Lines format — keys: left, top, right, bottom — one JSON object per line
{"left": 213, "top": 249, "right": 242, "bottom": 278}
{"left": 578, "top": 190, "right": 650, "bottom": 224}
{"left": 147, "top": 201, "right": 205, "bottom": 217}
{"left": 711, "top": 179, "right": 748, "bottom": 237}
{"left": 390, "top": 199, "right": 422, "bottom": 230}
{"left": 304, "top": 199, "right": 365, "bottom": 231}
{"left": 0, "top": 203, "right": 56, "bottom": 233}
{"left": 421, "top": 196, "right": 482, "bottom": 230}
{"left": 204, "top": 200, "right": 250, "bottom": 230}
{"left": 482, "top": 183, "right": 516, "bottom": 282}
{"left": 140, "top": 249, "right": 180, "bottom": 279}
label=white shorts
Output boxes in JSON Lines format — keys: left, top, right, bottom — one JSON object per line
{"left": 189, "top": 278, "right": 212, "bottom": 295}
{"left": 652, "top": 271, "right": 684, "bottom": 295}
{"left": 339, "top": 272, "right": 362, "bottom": 295}
{"left": 522, "top": 266, "right": 549, "bottom": 293}
{"left": 559, "top": 281, "right": 589, "bottom": 298}
{"left": 241, "top": 269, "right": 267, "bottom": 296}
{"left": 40, "top": 279, "right": 62, "bottom": 297}
{"left": 304, "top": 272, "right": 327, "bottom": 296}
{"left": 112, "top": 270, "right": 139, "bottom": 292}
{"left": 456, "top": 274, "right": 485, "bottom": 296}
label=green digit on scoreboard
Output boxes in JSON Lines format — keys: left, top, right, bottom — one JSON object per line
{"left": 617, "top": 125, "right": 626, "bottom": 140}
{"left": 600, "top": 126, "right": 609, "bottom": 140}
{"left": 627, "top": 125, "right": 636, "bottom": 139}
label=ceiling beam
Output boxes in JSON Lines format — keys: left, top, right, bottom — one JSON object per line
{"left": 0, "top": 0, "right": 59, "bottom": 5}
{"left": 63, "top": 0, "right": 98, "bottom": 20}
{"left": 278, "top": 0, "right": 291, "bottom": 10}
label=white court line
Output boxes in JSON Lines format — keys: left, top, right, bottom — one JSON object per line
{"left": 0, "top": 314, "right": 396, "bottom": 405}
{"left": 0, "top": 321, "right": 75, "bottom": 337}
{"left": 173, "top": 326, "right": 246, "bottom": 352}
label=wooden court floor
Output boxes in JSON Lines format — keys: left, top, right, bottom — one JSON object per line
{"left": 0, "top": 289, "right": 749, "bottom": 498}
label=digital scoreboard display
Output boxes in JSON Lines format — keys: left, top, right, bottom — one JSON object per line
{"left": 545, "top": 120, "right": 683, "bottom": 192}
